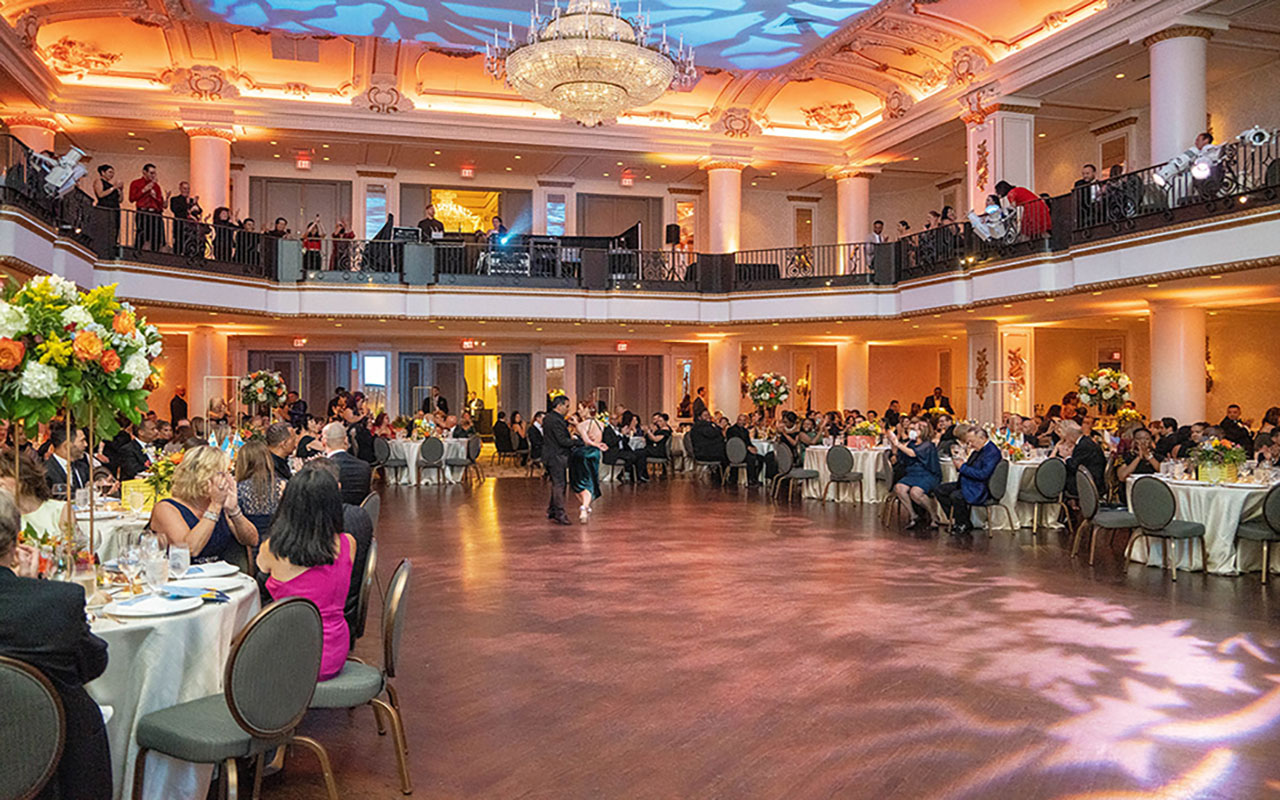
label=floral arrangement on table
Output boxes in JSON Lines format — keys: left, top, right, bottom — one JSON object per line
{"left": 391, "top": 415, "right": 412, "bottom": 431}
{"left": 846, "top": 418, "right": 882, "bottom": 449}
{"left": 1189, "top": 437, "right": 1246, "bottom": 483}
{"left": 412, "top": 417, "right": 436, "bottom": 439}
{"left": 595, "top": 411, "right": 611, "bottom": 425}
{"left": 985, "top": 424, "right": 1028, "bottom": 462}
{"left": 924, "top": 405, "right": 950, "bottom": 417}
{"left": 1076, "top": 367, "right": 1132, "bottom": 414}
{"left": 749, "top": 373, "right": 790, "bottom": 409}
{"left": 143, "top": 450, "right": 183, "bottom": 500}
{"left": 1114, "top": 407, "right": 1145, "bottom": 428}
{"left": 239, "top": 370, "right": 288, "bottom": 409}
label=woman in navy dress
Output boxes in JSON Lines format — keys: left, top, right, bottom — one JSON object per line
{"left": 888, "top": 419, "right": 943, "bottom": 531}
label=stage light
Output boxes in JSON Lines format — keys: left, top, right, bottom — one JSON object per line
{"left": 1240, "top": 126, "right": 1272, "bottom": 146}
{"left": 33, "top": 147, "right": 88, "bottom": 198}
{"left": 1152, "top": 151, "right": 1193, "bottom": 187}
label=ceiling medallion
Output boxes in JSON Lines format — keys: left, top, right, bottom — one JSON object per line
{"left": 484, "top": 0, "right": 697, "bottom": 127}
{"left": 803, "top": 101, "right": 863, "bottom": 133}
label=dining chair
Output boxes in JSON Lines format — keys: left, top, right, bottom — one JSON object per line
{"left": 416, "top": 437, "right": 446, "bottom": 485}
{"left": 878, "top": 451, "right": 906, "bottom": 527}
{"left": 132, "top": 597, "right": 339, "bottom": 800}
{"left": 683, "top": 433, "right": 720, "bottom": 483}
{"left": 525, "top": 446, "right": 543, "bottom": 478}
{"left": 822, "top": 445, "right": 862, "bottom": 503}
{"left": 374, "top": 438, "right": 406, "bottom": 482}
{"left": 359, "top": 492, "right": 381, "bottom": 534}
{"left": 490, "top": 427, "right": 516, "bottom": 466}
{"left": 1126, "top": 475, "right": 1206, "bottom": 582}
{"left": 310, "top": 559, "right": 413, "bottom": 795}
{"left": 645, "top": 435, "right": 671, "bottom": 480}
{"left": 1233, "top": 483, "right": 1280, "bottom": 584}
{"left": 0, "top": 655, "right": 64, "bottom": 800}
{"left": 1070, "top": 467, "right": 1137, "bottom": 566}
{"left": 446, "top": 436, "right": 485, "bottom": 484}
{"left": 351, "top": 538, "right": 379, "bottom": 645}
{"left": 771, "top": 445, "right": 819, "bottom": 502}
{"left": 976, "top": 459, "right": 1017, "bottom": 536}
{"left": 723, "top": 437, "right": 748, "bottom": 486}
{"left": 1016, "top": 457, "right": 1068, "bottom": 537}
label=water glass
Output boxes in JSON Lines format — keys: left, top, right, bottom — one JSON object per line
{"left": 118, "top": 546, "right": 143, "bottom": 593}
{"left": 126, "top": 490, "right": 146, "bottom": 517}
{"left": 72, "top": 560, "right": 98, "bottom": 600}
{"left": 75, "top": 488, "right": 91, "bottom": 509}
{"left": 142, "top": 555, "right": 170, "bottom": 595}
{"left": 168, "top": 545, "right": 191, "bottom": 579}
{"left": 140, "top": 531, "right": 164, "bottom": 558}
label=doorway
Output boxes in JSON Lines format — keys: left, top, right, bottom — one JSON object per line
{"left": 576, "top": 355, "right": 663, "bottom": 417}
{"left": 247, "top": 351, "right": 351, "bottom": 420}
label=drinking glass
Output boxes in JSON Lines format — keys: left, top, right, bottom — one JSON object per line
{"left": 140, "top": 531, "right": 164, "bottom": 558}
{"left": 75, "top": 488, "right": 91, "bottom": 509}
{"left": 126, "top": 490, "right": 146, "bottom": 517}
{"left": 168, "top": 545, "right": 190, "bottom": 579}
{"left": 118, "top": 546, "right": 143, "bottom": 594}
{"left": 142, "top": 554, "right": 170, "bottom": 595}
{"left": 72, "top": 559, "right": 98, "bottom": 600}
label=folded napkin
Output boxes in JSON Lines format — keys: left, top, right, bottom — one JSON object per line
{"left": 160, "top": 585, "right": 230, "bottom": 603}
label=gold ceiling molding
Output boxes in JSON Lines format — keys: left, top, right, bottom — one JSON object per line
{"left": 2, "top": 114, "right": 60, "bottom": 132}
{"left": 827, "top": 169, "right": 876, "bottom": 181}
{"left": 1091, "top": 116, "right": 1138, "bottom": 136}
{"left": 698, "top": 158, "right": 750, "bottom": 172}
{"left": 1142, "top": 26, "right": 1215, "bottom": 47}
{"left": 989, "top": 103, "right": 1039, "bottom": 115}
{"left": 183, "top": 126, "right": 236, "bottom": 142}
{"left": 936, "top": 177, "right": 963, "bottom": 190}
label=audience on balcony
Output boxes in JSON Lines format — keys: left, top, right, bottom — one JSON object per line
{"left": 127, "top": 163, "right": 165, "bottom": 251}
{"left": 995, "top": 180, "right": 1052, "bottom": 238}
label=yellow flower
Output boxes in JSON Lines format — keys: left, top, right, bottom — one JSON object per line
{"left": 37, "top": 337, "right": 73, "bottom": 367}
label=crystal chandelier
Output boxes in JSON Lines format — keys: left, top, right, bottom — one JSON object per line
{"left": 485, "top": 0, "right": 697, "bottom": 127}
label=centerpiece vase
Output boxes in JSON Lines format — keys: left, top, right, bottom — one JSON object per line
{"left": 1198, "top": 462, "right": 1238, "bottom": 483}
{"left": 847, "top": 435, "right": 875, "bottom": 450}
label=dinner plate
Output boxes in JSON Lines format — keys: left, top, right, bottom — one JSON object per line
{"left": 164, "top": 576, "right": 248, "bottom": 593}
{"left": 104, "top": 595, "right": 202, "bottom": 618}
{"left": 176, "top": 561, "right": 240, "bottom": 579}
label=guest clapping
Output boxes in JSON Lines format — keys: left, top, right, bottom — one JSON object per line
{"left": 149, "top": 445, "right": 259, "bottom": 565}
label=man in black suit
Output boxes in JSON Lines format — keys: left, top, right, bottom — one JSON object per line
{"left": 602, "top": 413, "right": 648, "bottom": 483}
{"left": 527, "top": 412, "right": 545, "bottom": 468}
{"left": 882, "top": 400, "right": 901, "bottom": 428}
{"left": 726, "top": 413, "right": 763, "bottom": 486}
{"left": 321, "top": 422, "right": 371, "bottom": 505}
{"left": 1055, "top": 419, "right": 1106, "bottom": 497}
{"left": 169, "top": 385, "right": 188, "bottom": 426}
{"left": 266, "top": 422, "right": 295, "bottom": 481}
{"left": 0, "top": 491, "right": 112, "bottom": 799}
{"left": 542, "top": 395, "right": 578, "bottom": 525}
{"left": 492, "top": 412, "right": 512, "bottom": 454}
{"left": 691, "top": 387, "right": 708, "bottom": 421}
{"left": 424, "top": 386, "right": 449, "bottom": 416}
{"left": 689, "top": 410, "right": 728, "bottom": 479}
{"left": 113, "top": 418, "right": 156, "bottom": 481}
{"left": 922, "top": 387, "right": 954, "bottom": 414}
{"left": 45, "top": 421, "right": 90, "bottom": 492}
{"left": 1220, "top": 404, "right": 1253, "bottom": 455}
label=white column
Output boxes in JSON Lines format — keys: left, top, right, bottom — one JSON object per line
{"left": 962, "top": 96, "right": 1040, "bottom": 212}
{"left": 701, "top": 159, "right": 747, "bottom": 253}
{"left": 188, "top": 325, "right": 229, "bottom": 422}
{"left": 3, "top": 115, "right": 58, "bottom": 152}
{"left": 1144, "top": 27, "right": 1211, "bottom": 164}
{"left": 1148, "top": 301, "right": 1206, "bottom": 424}
{"left": 833, "top": 170, "right": 873, "bottom": 244}
{"left": 229, "top": 163, "right": 250, "bottom": 221}
{"left": 185, "top": 127, "right": 234, "bottom": 213}
{"left": 835, "top": 340, "right": 869, "bottom": 413}
{"left": 965, "top": 320, "right": 1000, "bottom": 425}
{"left": 707, "top": 336, "right": 742, "bottom": 417}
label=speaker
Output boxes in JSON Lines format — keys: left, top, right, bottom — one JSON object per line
{"left": 665, "top": 223, "right": 681, "bottom": 246}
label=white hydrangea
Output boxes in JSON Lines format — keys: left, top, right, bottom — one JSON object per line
{"left": 122, "top": 352, "right": 151, "bottom": 390}
{"left": 60, "top": 305, "right": 95, "bottom": 329}
{"left": 31, "top": 275, "right": 79, "bottom": 302}
{"left": 146, "top": 339, "right": 163, "bottom": 358}
{"left": 0, "top": 302, "right": 28, "bottom": 339}
{"left": 19, "top": 361, "right": 60, "bottom": 398}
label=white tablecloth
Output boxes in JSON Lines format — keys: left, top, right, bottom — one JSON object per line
{"left": 940, "top": 459, "right": 1060, "bottom": 530}
{"left": 88, "top": 578, "right": 260, "bottom": 799}
{"left": 385, "top": 438, "right": 468, "bottom": 485}
{"left": 1126, "top": 476, "right": 1271, "bottom": 575}
{"left": 802, "top": 446, "right": 888, "bottom": 503}
{"left": 87, "top": 514, "right": 150, "bottom": 563}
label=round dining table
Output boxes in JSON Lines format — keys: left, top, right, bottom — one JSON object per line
{"left": 802, "top": 445, "right": 889, "bottom": 503}
{"left": 385, "top": 437, "right": 469, "bottom": 485}
{"left": 940, "top": 458, "right": 1061, "bottom": 531}
{"left": 87, "top": 575, "right": 260, "bottom": 799}
{"left": 85, "top": 513, "right": 150, "bottom": 563}
{"left": 1125, "top": 475, "right": 1273, "bottom": 575}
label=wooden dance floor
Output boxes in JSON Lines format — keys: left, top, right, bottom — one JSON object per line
{"left": 272, "top": 477, "right": 1280, "bottom": 799}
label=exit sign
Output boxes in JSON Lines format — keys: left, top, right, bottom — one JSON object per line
{"left": 460, "top": 163, "right": 475, "bottom": 179}
{"left": 461, "top": 338, "right": 479, "bottom": 350}
{"left": 292, "top": 337, "right": 308, "bottom": 348}
{"left": 615, "top": 341, "right": 629, "bottom": 352}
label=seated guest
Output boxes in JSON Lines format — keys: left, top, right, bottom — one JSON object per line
{"left": 1116, "top": 427, "right": 1160, "bottom": 499}
{"left": 1255, "top": 407, "right": 1280, "bottom": 447}
{"left": 295, "top": 415, "right": 325, "bottom": 459}
{"left": 0, "top": 490, "right": 112, "bottom": 800}
{"left": 235, "top": 439, "right": 286, "bottom": 541}
{"left": 266, "top": 422, "right": 295, "bottom": 480}
{"left": 322, "top": 422, "right": 371, "bottom": 505}
{"left": 602, "top": 413, "right": 648, "bottom": 483}
{"left": 689, "top": 410, "right": 727, "bottom": 477}
{"left": 1256, "top": 433, "right": 1280, "bottom": 468}
{"left": 1171, "top": 422, "right": 1208, "bottom": 458}
{"left": 153, "top": 421, "right": 172, "bottom": 451}
{"left": 797, "top": 417, "right": 823, "bottom": 449}
{"left": 1055, "top": 420, "right": 1106, "bottom": 496}
{"left": 296, "top": 459, "right": 374, "bottom": 646}
{"left": 725, "top": 414, "right": 763, "bottom": 486}
{"left": 1154, "top": 416, "right": 1180, "bottom": 460}
{"left": 1220, "top": 404, "right": 1253, "bottom": 454}
{"left": 1021, "top": 416, "right": 1047, "bottom": 448}
{"left": 45, "top": 421, "right": 91, "bottom": 491}
{"left": 882, "top": 400, "right": 901, "bottom": 428}
{"left": 148, "top": 445, "right": 259, "bottom": 564}
{"left": 527, "top": 412, "right": 545, "bottom": 463}
{"left": 112, "top": 418, "right": 157, "bottom": 481}
{"left": 370, "top": 412, "right": 394, "bottom": 439}
{"left": 256, "top": 467, "right": 355, "bottom": 681}
{"left": 492, "top": 411, "right": 512, "bottom": 454}
{"left": 936, "top": 428, "right": 1001, "bottom": 536}
{"left": 452, "top": 412, "right": 476, "bottom": 439}
{"left": 888, "top": 420, "right": 943, "bottom": 530}
{"left": 0, "top": 449, "right": 72, "bottom": 543}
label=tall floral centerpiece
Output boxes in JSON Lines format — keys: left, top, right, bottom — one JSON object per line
{"left": 239, "top": 369, "right": 287, "bottom": 412}
{"left": 749, "top": 373, "right": 789, "bottom": 418}
{"left": 1190, "top": 438, "right": 1246, "bottom": 483}
{"left": 1077, "top": 367, "right": 1132, "bottom": 415}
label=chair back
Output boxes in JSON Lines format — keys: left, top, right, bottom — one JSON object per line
{"left": 419, "top": 437, "right": 444, "bottom": 465}
{"left": 467, "top": 435, "right": 482, "bottom": 462}
{"left": 494, "top": 426, "right": 513, "bottom": 453}
{"left": 1263, "top": 483, "right": 1280, "bottom": 534}
{"left": 1034, "top": 457, "right": 1067, "bottom": 499}
{"left": 224, "top": 597, "right": 323, "bottom": 739}
{"left": 681, "top": 432, "right": 695, "bottom": 460}
{"left": 360, "top": 492, "right": 381, "bottom": 530}
{"left": 725, "top": 437, "right": 747, "bottom": 466}
{"left": 775, "top": 444, "right": 794, "bottom": 475}
{"left": 826, "top": 445, "right": 854, "bottom": 478}
{"left": 372, "top": 436, "right": 391, "bottom": 466}
{"left": 987, "top": 459, "right": 1010, "bottom": 501}
{"left": 876, "top": 451, "right": 893, "bottom": 486}
{"left": 0, "top": 656, "right": 64, "bottom": 800}
{"left": 1131, "top": 476, "right": 1176, "bottom": 531}
{"left": 353, "top": 538, "right": 379, "bottom": 641}
{"left": 383, "top": 559, "right": 412, "bottom": 680}
{"left": 1076, "top": 467, "right": 1100, "bottom": 520}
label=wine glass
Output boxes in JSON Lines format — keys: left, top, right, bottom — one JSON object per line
{"left": 168, "top": 545, "right": 190, "bottom": 579}
{"left": 125, "top": 490, "right": 146, "bottom": 518}
{"left": 118, "top": 545, "right": 143, "bottom": 595}
{"left": 142, "top": 553, "right": 170, "bottom": 596}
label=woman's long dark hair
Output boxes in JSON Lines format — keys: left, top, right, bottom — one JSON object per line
{"left": 267, "top": 466, "right": 343, "bottom": 567}
{"left": 1264, "top": 406, "right": 1280, "bottom": 428}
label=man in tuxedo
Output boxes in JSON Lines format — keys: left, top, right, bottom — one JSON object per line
{"left": 882, "top": 400, "right": 901, "bottom": 428}
{"left": 1055, "top": 419, "right": 1106, "bottom": 497}
{"left": 113, "top": 418, "right": 157, "bottom": 481}
{"left": 691, "top": 386, "right": 708, "bottom": 421}
{"left": 321, "top": 422, "right": 371, "bottom": 505}
{"left": 0, "top": 491, "right": 112, "bottom": 799}
{"left": 283, "top": 391, "right": 308, "bottom": 430}
{"left": 870, "top": 219, "right": 886, "bottom": 244}
{"left": 542, "top": 395, "right": 578, "bottom": 525}
{"left": 425, "top": 386, "right": 449, "bottom": 416}
{"left": 602, "top": 413, "right": 648, "bottom": 483}
{"left": 936, "top": 428, "right": 1001, "bottom": 535}
{"left": 689, "top": 410, "right": 728, "bottom": 479}
{"left": 726, "top": 413, "right": 763, "bottom": 486}
{"left": 492, "top": 412, "right": 512, "bottom": 454}
{"left": 45, "top": 421, "right": 90, "bottom": 492}
{"left": 922, "top": 387, "right": 954, "bottom": 414}
{"left": 266, "top": 422, "right": 295, "bottom": 480}
{"left": 1220, "top": 404, "right": 1253, "bottom": 455}
{"left": 169, "top": 385, "right": 188, "bottom": 426}
{"left": 527, "top": 412, "right": 545, "bottom": 465}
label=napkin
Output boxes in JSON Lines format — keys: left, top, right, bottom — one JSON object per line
{"left": 160, "top": 585, "right": 230, "bottom": 603}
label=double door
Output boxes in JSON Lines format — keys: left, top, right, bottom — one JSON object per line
{"left": 247, "top": 351, "right": 350, "bottom": 418}
{"left": 399, "top": 354, "right": 465, "bottom": 416}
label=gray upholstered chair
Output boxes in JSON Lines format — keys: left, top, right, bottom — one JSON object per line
{"left": 131, "top": 597, "right": 338, "bottom": 800}
{"left": 0, "top": 655, "right": 64, "bottom": 800}
{"left": 878, "top": 451, "right": 905, "bottom": 527}
{"left": 1071, "top": 467, "right": 1137, "bottom": 566}
{"left": 351, "top": 538, "right": 379, "bottom": 645}
{"left": 310, "top": 558, "right": 413, "bottom": 795}
{"left": 1234, "top": 484, "right": 1280, "bottom": 585}
{"left": 645, "top": 435, "right": 671, "bottom": 480}
{"left": 360, "top": 492, "right": 381, "bottom": 534}
{"left": 771, "top": 445, "right": 818, "bottom": 502}
{"left": 1016, "top": 457, "right": 1068, "bottom": 536}
{"left": 822, "top": 445, "right": 862, "bottom": 503}
{"left": 417, "top": 437, "right": 446, "bottom": 485}
{"left": 977, "top": 459, "right": 1017, "bottom": 536}
{"left": 374, "top": 437, "right": 407, "bottom": 481}
{"left": 722, "top": 437, "right": 748, "bottom": 486}
{"left": 1125, "top": 475, "right": 1206, "bottom": 582}
{"left": 683, "top": 432, "right": 720, "bottom": 483}
{"left": 446, "top": 436, "right": 485, "bottom": 484}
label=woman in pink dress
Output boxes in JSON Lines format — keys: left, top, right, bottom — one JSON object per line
{"left": 995, "top": 180, "right": 1051, "bottom": 238}
{"left": 256, "top": 464, "right": 354, "bottom": 680}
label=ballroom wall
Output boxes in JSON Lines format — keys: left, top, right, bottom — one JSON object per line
{"left": 1206, "top": 310, "right": 1280, "bottom": 425}
{"left": 1032, "top": 323, "right": 1151, "bottom": 416}
{"left": 867, "top": 344, "right": 963, "bottom": 418}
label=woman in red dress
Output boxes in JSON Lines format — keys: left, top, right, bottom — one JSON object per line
{"left": 996, "top": 180, "right": 1051, "bottom": 238}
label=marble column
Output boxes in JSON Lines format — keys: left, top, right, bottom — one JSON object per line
{"left": 1144, "top": 27, "right": 1212, "bottom": 164}
{"left": 966, "top": 320, "right": 1000, "bottom": 425}
{"left": 188, "top": 325, "right": 229, "bottom": 422}
{"left": 961, "top": 95, "right": 1040, "bottom": 212}
{"left": 835, "top": 340, "right": 869, "bottom": 413}
{"left": 830, "top": 167, "right": 877, "bottom": 273}
{"left": 185, "top": 127, "right": 235, "bottom": 214}
{"left": 701, "top": 159, "right": 748, "bottom": 254}
{"left": 1147, "top": 301, "right": 1206, "bottom": 424}
{"left": 3, "top": 114, "right": 58, "bottom": 152}
{"left": 707, "top": 336, "right": 742, "bottom": 418}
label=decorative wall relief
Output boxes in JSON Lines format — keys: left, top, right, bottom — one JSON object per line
{"left": 948, "top": 46, "right": 989, "bottom": 87}
{"left": 356, "top": 75, "right": 413, "bottom": 113}
{"left": 162, "top": 65, "right": 241, "bottom": 101}
{"left": 883, "top": 89, "right": 914, "bottom": 120}
{"left": 1007, "top": 347, "right": 1025, "bottom": 398}
{"left": 802, "top": 101, "right": 862, "bottom": 133}
{"left": 15, "top": 12, "right": 39, "bottom": 49}
{"left": 43, "top": 38, "right": 122, "bottom": 78}
{"left": 974, "top": 347, "right": 989, "bottom": 400}
{"left": 701, "top": 107, "right": 764, "bottom": 139}
{"left": 975, "top": 139, "right": 990, "bottom": 193}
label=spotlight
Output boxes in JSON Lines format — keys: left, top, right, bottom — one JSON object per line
{"left": 1190, "top": 157, "right": 1213, "bottom": 180}
{"left": 1240, "top": 126, "right": 1273, "bottom": 146}
{"left": 32, "top": 146, "right": 88, "bottom": 198}
{"left": 1152, "top": 150, "right": 1193, "bottom": 187}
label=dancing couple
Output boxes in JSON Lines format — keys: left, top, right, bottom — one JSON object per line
{"left": 543, "top": 396, "right": 609, "bottom": 525}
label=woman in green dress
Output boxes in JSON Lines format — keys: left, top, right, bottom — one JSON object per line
{"left": 569, "top": 401, "right": 608, "bottom": 524}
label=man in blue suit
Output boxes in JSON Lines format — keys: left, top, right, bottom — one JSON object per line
{"left": 936, "top": 428, "right": 1002, "bottom": 535}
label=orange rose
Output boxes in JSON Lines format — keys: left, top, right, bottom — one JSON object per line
{"left": 0, "top": 338, "right": 24, "bottom": 370}
{"left": 100, "top": 349, "right": 121, "bottom": 373}
{"left": 170, "top": 451, "right": 185, "bottom": 465}
{"left": 112, "top": 312, "right": 136, "bottom": 337}
{"left": 73, "top": 330, "right": 103, "bottom": 362}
